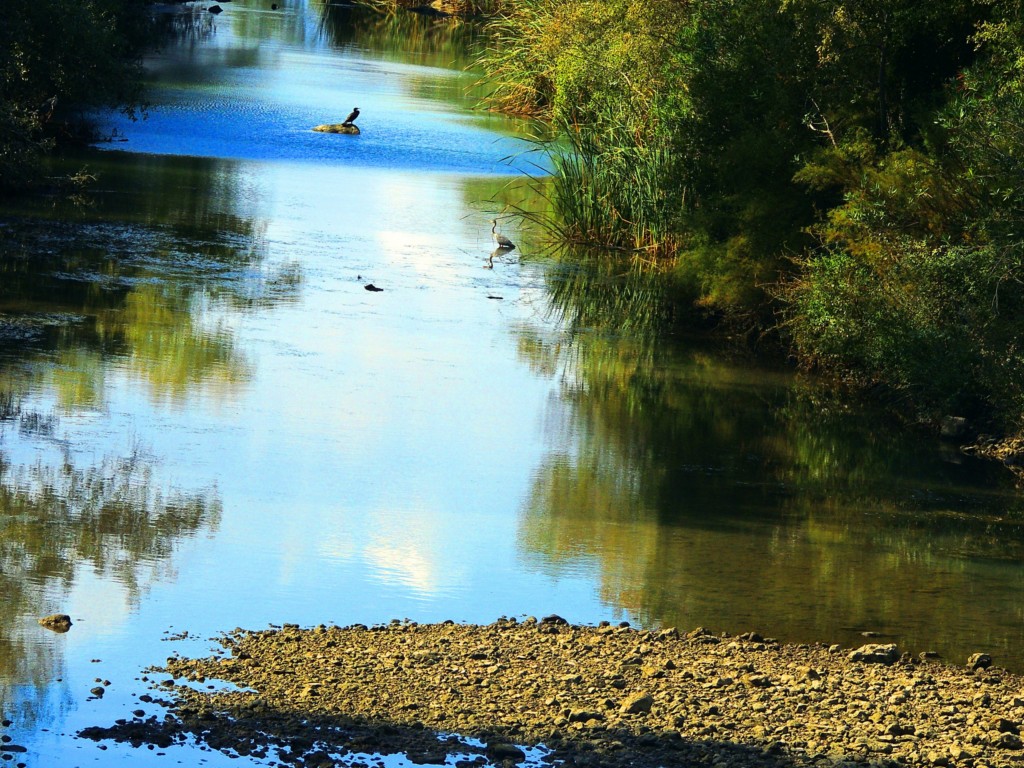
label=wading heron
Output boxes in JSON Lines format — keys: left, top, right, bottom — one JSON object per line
{"left": 491, "top": 219, "right": 515, "bottom": 250}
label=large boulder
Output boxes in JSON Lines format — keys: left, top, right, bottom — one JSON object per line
{"left": 848, "top": 643, "right": 900, "bottom": 665}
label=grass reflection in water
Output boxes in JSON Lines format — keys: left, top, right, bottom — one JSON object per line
{"left": 517, "top": 247, "right": 1024, "bottom": 668}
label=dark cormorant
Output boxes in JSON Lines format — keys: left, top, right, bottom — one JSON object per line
{"left": 343, "top": 107, "right": 360, "bottom": 126}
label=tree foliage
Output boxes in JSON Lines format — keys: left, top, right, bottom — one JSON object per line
{"left": 482, "top": 0, "right": 1024, "bottom": 429}
{"left": 0, "top": 0, "right": 151, "bottom": 191}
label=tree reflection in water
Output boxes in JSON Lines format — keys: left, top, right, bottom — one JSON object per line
{"left": 0, "top": 150, "right": 282, "bottom": 730}
{"left": 518, "top": 248, "right": 1024, "bottom": 669}
{"left": 0, "top": 399, "right": 221, "bottom": 733}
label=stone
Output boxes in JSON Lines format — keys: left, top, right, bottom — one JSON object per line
{"left": 208, "top": 4, "right": 222, "bottom": 12}
{"left": 312, "top": 123, "right": 361, "bottom": 135}
{"left": 848, "top": 644, "right": 900, "bottom": 665}
{"left": 38, "top": 614, "right": 72, "bottom": 633}
{"left": 968, "top": 653, "right": 993, "bottom": 670}
{"left": 567, "top": 710, "right": 604, "bottom": 724}
{"left": 486, "top": 743, "right": 525, "bottom": 761}
{"left": 619, "top": 693, "right": 654, "bottom": 715}
{"left": 949, "top": 744, "right": 975, "bottom": 760}
{"left": 798, "top": 666, "right": 821, "bottom": 681}
{"left": 540, "top": 614, "right": 569, "bottom": 625}
{"left": 990, "top": 717, "right": 1019, "bottom": 734}
{"left": 991, "top": 732, "right": 1023, "bottom": 749}
{"left": 740, "top": 673, "right": 771, "bottom": 688}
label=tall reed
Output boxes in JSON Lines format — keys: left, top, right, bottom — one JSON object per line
{"left": 527, "top": 100, "right": 685, "bottom": 259}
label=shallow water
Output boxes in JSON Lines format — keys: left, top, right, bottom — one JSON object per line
{"left": 1, "top": 0, "right": 1023, "bottom": 764}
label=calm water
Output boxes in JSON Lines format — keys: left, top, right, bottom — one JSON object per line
{"left": 1, "top": 1, "right": 1023, "bottom": 764}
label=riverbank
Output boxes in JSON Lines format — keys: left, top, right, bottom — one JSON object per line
{"left": 963, "top": 437, "right": 1024, "bottom": 481}
{"left": 79, "top": 619, "right": 1024, "bottom": 767}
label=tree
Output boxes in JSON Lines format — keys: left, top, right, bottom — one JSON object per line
{"left": 0, "top": 0, "right": 151, "bottom": 191}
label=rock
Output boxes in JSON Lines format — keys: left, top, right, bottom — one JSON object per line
{"left": 90, "top": 686, "right": 105, "bottom": 697}
{"left": 364, "top": 284, "right": 383, "bottom": 292}
{"left": 312, "top": 123, "right": 360, "bottom": 135}
{"left": 989, "top": 717, "right": 1019, "bottom": 734}
{"left": 208, "top": 4, "right": 222, "bottom": 12}
{"left": 967, "top": 653, "right": 992, "bottom": 670}
{"left": 991, "top": 732, "right": 1023, "bottom": 749}
{"left": 619, "top": 692, "right": 654, "bottom": 715}
{"left": 848, "top": 643, "right": 900, "bottom": 665}
{"left": 567, "top": 710, "right": 604, "bottom": 724}
{"left": 948, "top": 745, "right": 974, "bottom": 760}
{"left": 38, "top": 614, "right": 72, "bottom": 633}
{"left": 540, "top": 614, "right": 568, "bottom": 625}
{"left": 409, "top": 749, "right": 448, "bottom": 764}
{"left": 797, "top": 666, "right": 821, "bottom": 681}
{"left": 486, "top": 743, "right": 525, "bottom": 761}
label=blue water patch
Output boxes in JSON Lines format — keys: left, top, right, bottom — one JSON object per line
{"left": 95, "top": 50, "right": 538, "bottom": 176}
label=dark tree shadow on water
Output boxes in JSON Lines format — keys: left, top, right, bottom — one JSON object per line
{"left": 78, "top": 695, "right": 828, "bottom": 768}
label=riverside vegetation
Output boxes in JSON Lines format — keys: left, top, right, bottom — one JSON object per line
{"left": 0, "top": 0, "right": 154, "bottom": 191}
{"left": 79, "top": 618, "right": 1024, "bottom": 767}
{"left": 474, "top": 0, "right": 1024, "bottom": 446}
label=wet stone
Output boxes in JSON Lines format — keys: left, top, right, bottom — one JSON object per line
{"left": 968, "top": 653, "right": 993, "bottom": 671}
{"left": 38, "top": 614, "right": 72, "bottom": 633}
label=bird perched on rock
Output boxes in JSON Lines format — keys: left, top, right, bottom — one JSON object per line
{"left": 343, "top": 107, "right": 360, "bottom": 126}
{"left": 491, "top": 219, "right": 515, "bottom": 250}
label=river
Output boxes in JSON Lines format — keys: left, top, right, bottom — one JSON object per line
{"left": 0, "top": 0, "right": 1023, "bottom": 765}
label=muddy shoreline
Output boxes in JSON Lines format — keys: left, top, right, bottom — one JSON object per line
{"left": 80, "top": 618, "right": 1024, "bottom": 767}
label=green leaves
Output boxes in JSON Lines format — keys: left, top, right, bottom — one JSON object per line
{"left": 0, "top": 0, "right": 150, "bottom": 191}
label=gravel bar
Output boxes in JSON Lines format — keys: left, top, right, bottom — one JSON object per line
{"left": 79, "top": 617, "right": 1024, "bottom": 768}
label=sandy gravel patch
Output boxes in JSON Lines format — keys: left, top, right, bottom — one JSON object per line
{"left": 79, "top": 618, "right": 1024, "bottom": 768}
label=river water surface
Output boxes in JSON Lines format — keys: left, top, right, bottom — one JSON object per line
{"left": 2, "top": 1, "right": 1024, "bottom": 765}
